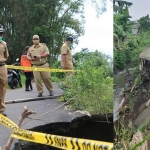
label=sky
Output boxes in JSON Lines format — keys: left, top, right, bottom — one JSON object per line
{"left": 73, "top": 0, "right": 113, "bottom": 57}
{"left": 127, "top": 0, "right": 150, "bottom": 21}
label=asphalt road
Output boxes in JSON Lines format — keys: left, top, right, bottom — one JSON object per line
{"left": 0, "top": 83, "right": 83, "bottom": 149}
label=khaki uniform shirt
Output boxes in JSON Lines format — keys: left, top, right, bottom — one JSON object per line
{"left": 61, "top": 43, "right": 73, "bottom": 69}
{"left": 0, "top": 41, "right": 9, "bottom": 63}
{"left": 27, "top": 43, "right": 49, "bottom": 65}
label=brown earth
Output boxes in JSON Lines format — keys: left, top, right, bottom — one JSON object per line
{"left": 117, "top": 64, "right": 150, "bottom": 149}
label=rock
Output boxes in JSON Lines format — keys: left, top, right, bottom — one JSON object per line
{"left": 142, "top": 89, "right": 147, "bottom": 93}
{"left": 124, "top": 87, "right": 132, "bottom": 92}
{"left": 130, "top": 130, "right": 148, "bottom": 150}
{"left": 146, "top": 99, "right": 150, "bottom": 107}
{"left": 128, "top": 120, "right": 133, "bottom": 128}
{"left": 147, "top": 124, "right": 150, "bottom": 130}
{"left": 139, "top": 103, "right": 146, "bottom": 113}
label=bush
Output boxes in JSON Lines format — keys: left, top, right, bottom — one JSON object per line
{"left": 51, "top": 60, "right": 65, "bottom": 82}
{"left": 60, "top": 51, "right": 113, "bottom": 114}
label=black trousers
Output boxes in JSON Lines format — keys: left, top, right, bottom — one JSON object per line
{"left": 24, "top": 72, "right": 33, "bottom": 90}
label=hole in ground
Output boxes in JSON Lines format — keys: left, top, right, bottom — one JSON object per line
{"left": 13, "top": 114, "right": 113, "bottom": 150}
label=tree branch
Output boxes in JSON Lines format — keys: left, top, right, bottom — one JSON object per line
{"left": 5, "top": 106, "right": 36, "bottom": 150}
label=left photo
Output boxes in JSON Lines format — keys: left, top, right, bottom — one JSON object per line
{"left": 0, "top": 0, "right": 113, "bottom": 149}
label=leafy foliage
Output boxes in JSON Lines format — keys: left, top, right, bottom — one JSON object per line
{"left": 113, "top": 4, "right": 150, "bottom": 71}
{"left": 137, "top": 15, "right": 150, "bottom": 33}
{"left": 113, "top": 0, "right": 132, "bottom": 13}
{"left": 60, "top": 50, "right": 113, "bottom": 114}
{"left": 114, "top": 35, "right": 140, "bottom": 70}
{"left": 113, "top": 0, "right": 133, "bottom": 51}
{"left": 0, "top": 0, "right": 110, "bottom": 65}
{"left": 0, "top": 0, "right": 85, "bottom": 64}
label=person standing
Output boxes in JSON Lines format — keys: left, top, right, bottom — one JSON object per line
{"left": 0, "top": 26, "right": 9, "bottom": 116}
{"left": 20, "top": 46, "right": 33, "bottom": 91}
{"left": 61, "top": 37, "right": 74, "bottom": 75}
{"left": 27, "top": 35, "right": 53, "bottom": 97}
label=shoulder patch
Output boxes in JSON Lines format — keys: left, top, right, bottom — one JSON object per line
{"left": 28, "top": 45, "right": 33, "bottom": 50}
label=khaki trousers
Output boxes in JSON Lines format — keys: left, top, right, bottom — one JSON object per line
{"left": 0, "top": 65, "right": 7, "bottom": 112}
{"left": 33, "top": 63, "right": 53, "bottom": 94}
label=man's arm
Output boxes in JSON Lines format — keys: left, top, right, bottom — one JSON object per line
{"left": 37, "top": 44, "right": 49, "bottom": 58}
{"left": 27, "top": 50, "right": 36, "bottom": 61}
{"left": 61, "top": 46, "right": 67, "bottom": 69}
{"left": 40, "top": 52, "right": 49, "bottom": 58}
{"left": 61, "top": 54, "right": 67, "bottom": 69}
{"left": 2, "top": 42, "right": 9, "bottom": 61}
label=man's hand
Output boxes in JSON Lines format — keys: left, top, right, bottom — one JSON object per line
{"left": 2, "top": 58, "right": 6, "bottom": 62}
{"left": 28, "top": 57, "right": 36, "bottom": 61}
{"left": 31, "top": 56, "right": 41, "bottom": 61}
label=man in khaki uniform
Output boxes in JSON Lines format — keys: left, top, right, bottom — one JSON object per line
{"left": 27, "top": 35, "right": 53, "bottom": 97}
{"left": 61, "top": 37, "right": 74, "bottom": 75}
{"left": 0, "top": 26, "right": 9, "bottom": 116}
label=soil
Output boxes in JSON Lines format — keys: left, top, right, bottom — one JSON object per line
{"left": 115, "top": 63, "right": 150, "bottom": 149}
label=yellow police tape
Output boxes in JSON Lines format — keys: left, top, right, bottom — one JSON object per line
{"left": 6, "top": 65, "right": 76, "bottom": 72}
{"left": 0, "top": 114, "right": 113, "bottom": 150}
{"left": 0, "top": 114, "right": 18, "bottom": 129}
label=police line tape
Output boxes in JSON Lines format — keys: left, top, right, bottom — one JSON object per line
{"left": 0, "top": 114, "right": 113, "bottom": 150}
{"left": 6, "top": 65, "right": 76, "bottom": 72}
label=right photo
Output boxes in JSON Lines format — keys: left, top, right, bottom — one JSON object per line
{"left": 114, "top": 0, "right": 150, "bottom": 149}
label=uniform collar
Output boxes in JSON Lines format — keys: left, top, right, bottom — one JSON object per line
{"left": 33, "top": 43, "right": 42, "bottom": 48}
{"left": 0, "top": 40, "right": 6, "bottom": 44}
{"left": 64, "top": 43, "right": 70, "bottom": 49}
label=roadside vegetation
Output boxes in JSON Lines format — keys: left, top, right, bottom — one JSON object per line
{"left": 52, "top": 49, "right": 113, "bottom": 114}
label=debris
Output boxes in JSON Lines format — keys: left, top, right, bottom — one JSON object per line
{"left": 130, "top": 130, "right": 148, "bottom": 150}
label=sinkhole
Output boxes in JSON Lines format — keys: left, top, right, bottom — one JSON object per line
{"left": 13, "top": 114, "right": 113, "bottom": 150}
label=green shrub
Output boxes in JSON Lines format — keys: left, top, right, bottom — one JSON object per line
{"left": 60, "top": 51, "right": 113, "bottom": 114}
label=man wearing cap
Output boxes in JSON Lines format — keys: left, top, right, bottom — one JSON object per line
{"left": 0, "top": 26, "right": 9, "bottom": 116}
{"left": 20, "top": 46, "right": 33, "bottom": 91}
{"left": 27, "top": 35, "right": 53, "bottom": 97}
{"left": 61, "top": 37, "right": 74, "bottom": 74}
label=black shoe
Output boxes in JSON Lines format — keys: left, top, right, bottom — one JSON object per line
{"left": 38, "top": 93, "right": 43, "bottom": 97}
{"left": 49, "top": 92, "right": 54, "bottom": 96}
{"left": 0, "top": 112, "right": 7, "bottom": 116}
{"left": 25, "top": 88, "right": 30, "bottom": 91}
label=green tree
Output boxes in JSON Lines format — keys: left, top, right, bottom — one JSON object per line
{"left": 0, "top": 0, "right": 85, "bottom": 64}
{"left": 113, "top": 0, "right": 133, "bottom": 50}
{"left": 137, "top": 14, "right": 150, "bottom": 33}
{"left": 113, "top": 0, "right": 132, "bottom": 13}
{"left": 0, "top": 0, "right": 111, "bottom": 64}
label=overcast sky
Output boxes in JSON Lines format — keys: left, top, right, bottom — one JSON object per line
{"left": 73, "top": 0, "right": 113, "bottom": 57}
{"left": 127, "top": 0, "right": 150, "bottom": 21}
